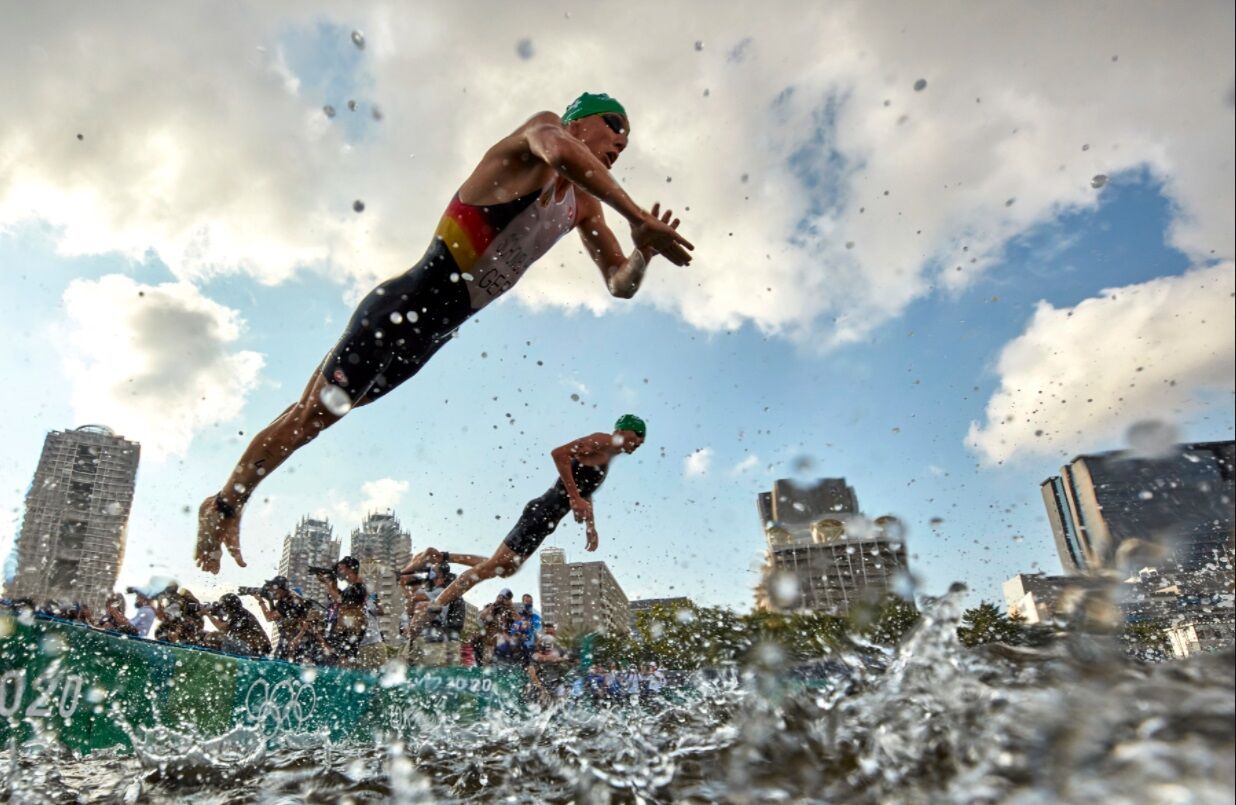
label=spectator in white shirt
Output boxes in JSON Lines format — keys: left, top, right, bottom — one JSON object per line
{"left": 127, "top": 589, "right": 157, "bottom": 638}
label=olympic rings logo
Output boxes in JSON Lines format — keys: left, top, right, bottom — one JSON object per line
{"left": 243, "top": 677, "right": 317, "bottom": 733}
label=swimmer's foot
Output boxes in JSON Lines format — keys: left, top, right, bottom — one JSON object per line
{"left": 195, "top": 494, "right": 246, "bottom": 573}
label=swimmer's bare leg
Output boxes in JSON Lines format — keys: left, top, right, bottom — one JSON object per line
{"left": 196, "top": 370, "right": 363, "bottom": 573}
{"left": 409, "top": 544, "right": 525, "bottom": 630}
{"left": 399, "top": 548, "right": 488, "bottom": 576}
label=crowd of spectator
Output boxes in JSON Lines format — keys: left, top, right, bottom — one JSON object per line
{"left": 395, "top": 562, "right": 574, "bottom": 700}
{"left": 2, "top": 555, "right": 672, "bottom": 706}
{"left": 1, "top": 556, "right": 379, "bottom": 668}
{"left": 577, "top": 662, "right": 668, "bottom": 706}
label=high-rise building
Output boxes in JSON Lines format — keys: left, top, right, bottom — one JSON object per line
{"left": 349, "top": 511, "right": 411, "bottom": 647}
{"left": 539, "top": 547, "right": 630, "bottom": 635}
{"left": 5, "top": 426, "right": 140, "bottom": 612}
{"left": 1001, "top": 572, "right": 1107, "bottom": 624}
{"left": 1164, "top": 619, "right": 1235, "bottom": 659}
{"left": 755, "top": 478, "right": 908, "bottom": 614}
{"left": 1041, "top": 441, "right": 1235, "bottom": 575}
{"left": 277, "top": 516, "right": 340, "bottom": 605}
{"left": 757, "top": 478, "right": 859, "bottom": 544}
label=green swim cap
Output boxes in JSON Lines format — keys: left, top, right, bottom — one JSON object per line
{"left": 614, "top": 414, "right": 646, "bottom": 437}
{"left": 562, "top": 92, "right": 627, "bottom": 124}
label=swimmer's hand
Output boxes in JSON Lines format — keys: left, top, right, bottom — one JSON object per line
{"left": 632, "top": 204, "right": 693, "bottom": 266}
{"left": 585, "top": 522, "right": 599, "bottom": 552}
{"left": 570, "top": 497, "right": 593, "bottom": 524}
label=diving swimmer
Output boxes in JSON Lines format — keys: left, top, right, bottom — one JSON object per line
{"left": 195, "top": 93, "right": 692, "bottom": 572}
{"left": 400, "top": 415, "right": 646, "bottom": 630}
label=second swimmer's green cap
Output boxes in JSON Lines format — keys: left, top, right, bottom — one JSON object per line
{"left": 614, "top": 414, "right": 646, "bottom": 437}
{"left": 562, "top": 92, "right": 627, "bottom": 124}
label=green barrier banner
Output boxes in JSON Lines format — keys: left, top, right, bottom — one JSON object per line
{"left": 0, "top": 616, "right": 527, "bottom": 756}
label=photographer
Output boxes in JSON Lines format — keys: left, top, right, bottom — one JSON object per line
{"left": 512, "top": 593, "right": 543, "bottom": 664}
{"left": 527, "top": 622, "right": 570, "bottom": 704}
{"left": 312, "top": 556, "right": 368, "bottom": 667}
{"left": 478, "top": 589, "right": 517, "bottom": 666}
{"left": 398, "top": 572, "right": 435, "bottom": 665}
{"left": 357, "top": 592, "right": 387, "bottom": 669}
{"left": 439, "top": 568, "right": 467, "bottom": 666}
{"left": 126, "top": 587, "right": 158, "bottom": 638}
{"left": 205, "top": 593, "right": 272, "bottom": 658}
{"left": 95, "top": 593, "right": 138, "bottom": 636}
{"left": 153, "top": 584, "right": 206, "bottom": 646}
{"left": 399, "top": 565, "right": 463, "bottom": 667}
{"left": 243, "top": 576, "right": 327, "bottom": 663}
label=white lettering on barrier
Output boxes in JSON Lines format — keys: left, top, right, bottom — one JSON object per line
{"left": 0, "top": 669, "right": 85, "bottom": 720}
{"left": 58, "top": 674, "right": 83, "bottom": 719}
{"left": 0, "top": 669, "right": 25, "bottom": 717}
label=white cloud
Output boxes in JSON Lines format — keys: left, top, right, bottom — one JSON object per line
{"left": 59, "top": 275, "right": 265, "bottom": 459}
{"left": 684, "top": 447, "right": 714, "bottom": 478}
{"left": 967, "top": 262, "right": 1235, "bottom": 464}
{"left": 731, "top": 454, "right": 760, "bottom": 475}
{"left": 316, "top": 477, "right": 410, "bottom": 530}
{"left": 2, "top": 2, "right": 1232, "bottom": 346}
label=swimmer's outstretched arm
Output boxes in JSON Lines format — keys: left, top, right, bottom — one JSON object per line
{"left": 525, "top": 116, "right": 694, "bottom": 266}
{"left": 440, "top": 553, "right": 487, "bottom": 566}
{"left": 576, "top": 196, "right": 683, "bottom": 298}
{"left": 550, "top": 433, "right": 612, "bottom": 551}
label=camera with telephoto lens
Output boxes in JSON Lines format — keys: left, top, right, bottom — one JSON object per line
{"left": 237, "top": 586, "right": 266, "bottom": 598}
{"left": 308, "top": 565, "right": 337, "bottom": 579}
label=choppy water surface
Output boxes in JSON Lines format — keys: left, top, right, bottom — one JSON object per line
{"left": 4, "top": 594, "right": 1232, "bottom": 804}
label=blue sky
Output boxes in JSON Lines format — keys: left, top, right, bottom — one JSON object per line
{"left": 2, "top": 2, "right": 1232, "bottom": 611}
{"left": 2, "top": 173, "right": 1229, "bottom": 609}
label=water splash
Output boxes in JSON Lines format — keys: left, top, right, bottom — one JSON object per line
{"left": 2, "top": 591, "right": 1231, "bottom": 802}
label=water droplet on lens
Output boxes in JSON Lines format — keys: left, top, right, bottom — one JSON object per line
{"left": 353, "top": 199, "right": 365, "bottom": 213}
{"left": 1091, "top": 174, "right": 1108, "bottom": 189}
{"left": 351, "top": 30, "right": 365, "bottom": 49}
{"left": 319, "top": 385, "right": 353, "bottom": 416}
{"left": 892, "top": 570, "right": 918, "bottom": 600}
{"left": 877, "top": 516, "right": 906, "bottom": 543}
{"left": 913, "top": 78, "right": 927, "bottom": 91}
{"left": 771, "top": 572, "right": 800, "bottom": 608}
{"left": 389, "top": 312, "right": 403, "bottom": 324}
{"left": 1126, "top": 419, "right": 1180, "bottom": 459}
